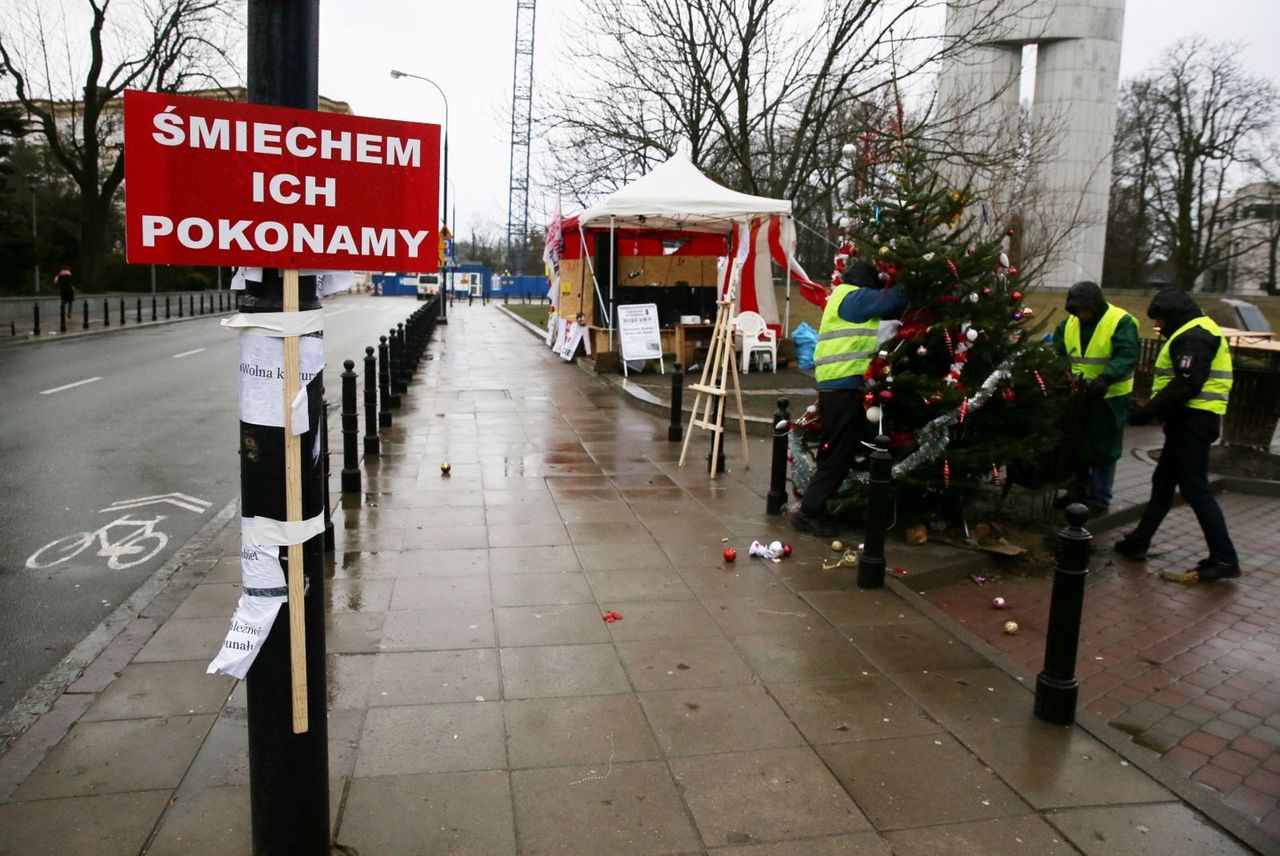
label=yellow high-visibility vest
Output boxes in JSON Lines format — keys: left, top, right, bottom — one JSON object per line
{"left": 814, "top": 285, "right": 879, "bottom": 385}
{"left": 1152, "top": 317, "right": 1233, "bottom": 415}
{"left": 1063, "top": 303, "right": 1136, "bottom": 398}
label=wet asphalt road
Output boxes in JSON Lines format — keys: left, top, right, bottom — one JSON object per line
{"left": 0, "top": 294, "right": 424, "bottom": 714}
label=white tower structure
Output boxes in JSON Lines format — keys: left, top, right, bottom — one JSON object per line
{"left": 939, "top": 1, "right": 1126, "bottom": 290}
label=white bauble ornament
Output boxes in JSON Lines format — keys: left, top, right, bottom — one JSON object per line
{"left": 966, "top": 328, "right": 979, "bottom": 342}
{"left": 916, "top": 346, "right": 928, "bottom": 356}
{"left": 841, "top": 142, "right": 857, "bottom": 157}
{"left": 838, "top": 216, "right": 852, "bottom": 229}
{"left": 865, "top": 406, "right": 883, "bottom": 423}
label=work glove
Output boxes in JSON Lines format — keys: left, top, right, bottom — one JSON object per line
{"left": 1086, "top": 376, "right": 1110, "bottom": 400}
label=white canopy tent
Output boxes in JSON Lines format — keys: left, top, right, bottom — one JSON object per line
{"left": 567, "top": 153, "right": 818, "bottom": 347}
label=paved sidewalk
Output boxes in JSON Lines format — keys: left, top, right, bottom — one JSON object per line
{"left": 0, "top": 304, "right": 1263, "bottom": 854}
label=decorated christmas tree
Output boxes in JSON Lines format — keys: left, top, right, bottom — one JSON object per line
{"left": 792, "top": 115, "right": 1072, "bottom": 520}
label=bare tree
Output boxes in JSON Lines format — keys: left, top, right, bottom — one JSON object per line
{"left": 1110, "top": 37, "right": 1277, "bottom": 292}
{"left": 0, "top": 0, "right": 240, "bottom": 290}
{"left": 539, "top": 0, "right": 1030, "bottom": 259}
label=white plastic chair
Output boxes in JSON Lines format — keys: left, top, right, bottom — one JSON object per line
{"left": 733, "top": 310, "right": 777, "bottom": 373}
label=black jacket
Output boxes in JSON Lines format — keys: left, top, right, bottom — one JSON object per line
{"left": 1134, "top": 289, "right": 1222, "bottom": 423}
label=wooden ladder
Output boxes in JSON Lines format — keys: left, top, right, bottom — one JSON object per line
{"left": 678, "top": 298, "right": 749, "bottom": 479}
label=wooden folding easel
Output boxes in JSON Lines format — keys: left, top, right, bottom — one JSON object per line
{"left": 678, "top": 298, "right": 749, "bottom": 479}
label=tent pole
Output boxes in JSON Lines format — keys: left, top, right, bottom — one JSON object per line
{"left": 608, "top": 216, "right": 616, "bottom": 353}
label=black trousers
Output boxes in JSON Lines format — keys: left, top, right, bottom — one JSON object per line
{"left": 800, "top": 388, "right": 872, "bottom": 516}
{"left": 1131, "top": 410, "right": 1238, "bottom": 565}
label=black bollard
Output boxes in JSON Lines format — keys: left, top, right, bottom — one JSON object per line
{"left": 189, "top": 294, "right": 195, "bottom": 316}
{"left": 364, "top": 346, "right": 380, "bottom": 456}
{"left": 1034, "top": 504, "right": 1093, "bottom": 725}
{"left": 200, "top": 293, "right": 206, "bottom": 315}
{"left": 82, "top": 300, "right": 89, "bottom": 330}
{"left": 378, "top": 336, "right": 393, "bottom": 427}
{"left": 395, "top": 323, "right": 408, "bottom": 391}
{"left": 32, "top": 302, "right": 40, "bottom": 337}
{"left": 103, "top": 298, "right": 110, "bottom": 327}
{"left": 322, "top": 392, "right": 335, "bottom": 552}
{"left": 340, "top": 360, "right": 361, "bottom": 493}
{"left": 707, "top": 407, "right": 727, "bottom": 476}
{"left": 387, "top": 327, "right": 402, "bottom": 407}
{"left": 668, "top": 363, "right": 684, "bottom": 442}
{"left": 165, "top": 296, "right": 171, "bottom": 319}
{"left": 178, "top": 294, "right": 184, "bottom": 318}
{"left": 136, "top": 297, "right": 142, "bottom": 323}
{"left": 119, "top": 297, "right": 126, "bottom": 325}
{"left": 766, "top": 397, "right": 791, "bottom": 515}
{"left": 857, "top": 435, "right": 892, "bottom": 589}
{"left": 60, "top": 301, "right": 67, "bottom": 333}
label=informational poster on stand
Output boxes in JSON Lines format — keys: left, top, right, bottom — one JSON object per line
{"left": 123, "top": 89, "right": 441, "bottom": 272}
{"left": 617, "top": 303, "right": 664, "bottom": 376}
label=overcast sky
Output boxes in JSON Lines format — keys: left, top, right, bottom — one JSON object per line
{"left": 317, "top": 0, "right": 1279, "bottom": 242}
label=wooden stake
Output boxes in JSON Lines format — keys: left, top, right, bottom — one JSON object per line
{"left": 282, "top": 268, "right": 308, "bottom": 734}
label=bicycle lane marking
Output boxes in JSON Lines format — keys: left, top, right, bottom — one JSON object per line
{"left": 39, "top": 377, "right": 102, "bottom": 395}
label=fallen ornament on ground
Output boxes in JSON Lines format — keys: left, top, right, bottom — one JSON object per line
{"left": 992, "top": 596, "right": 1008, "bottom": 609}
{"left": 723, "top": 546, "right": 737, "bottom": 562}
{"left": 1003, "top": 620, "right": 1019, "bottom": 635}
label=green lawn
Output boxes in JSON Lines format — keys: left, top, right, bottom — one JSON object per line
{"left": 505, "top": 304, "right": 551, "bottom": 327}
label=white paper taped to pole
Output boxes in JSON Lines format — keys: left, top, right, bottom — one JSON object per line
{"left": 223, "top": 310, "right": 325, "bottom": 337}
{"left": 239, "top": 334, "right": 324, "bottom": 428}
{"left": 231, "top": 267, "right": 353, "bottom": 297}
{"left": 240, "top": 519, "right": 288, "bottom": 596}
{"left": 249, "top": 512, "right": 326, "bottom": 547}
{"left": 207, "top": 594, "right": 282, "bottom": 679}
{"left": 290, "top": 389, "right": 308, "bottom": 436}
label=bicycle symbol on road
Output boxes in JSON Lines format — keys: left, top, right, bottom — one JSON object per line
{"left": 25, "top": 493, "right": 211, "bottom": 571}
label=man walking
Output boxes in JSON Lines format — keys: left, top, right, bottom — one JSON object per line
{"left": 1115, "top": 288, "right": 1239, "bottom": 582}
{"left": 1053, "top": 281, "right": 1139, "bottom": 514}
{"left": 55, "top": 264, "right": 75, "bottom": 326}
{"left": 793, "top": 261, "right": 906, "bottom": 538}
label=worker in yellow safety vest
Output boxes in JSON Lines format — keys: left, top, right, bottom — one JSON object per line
{"left": 1052, "top": 281, "right": 1139, "bottom": 514}
{"left": 793, "top": 261, "right": 906, "bottom": 538}
{"left": 1115, "top": 288, "right": 1239, "bottom": 582}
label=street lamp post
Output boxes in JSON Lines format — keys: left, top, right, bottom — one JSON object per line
{"left": 391, "top": 68, "right": 449, "bottom": 325}
{"left": 27, "top": 173, "right": 39, "bottom": 295}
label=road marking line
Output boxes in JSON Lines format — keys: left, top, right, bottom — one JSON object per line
{"left": 172, "top": 348, "right": 205, "bottom": 359}
{"left": 40, "top": 377, "right": 102, "bottom": 395}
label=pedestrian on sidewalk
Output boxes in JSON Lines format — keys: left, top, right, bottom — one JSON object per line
{"left": 1052, "top": 281, "right": 1139, "bottom": 515}
{"left": 1115, "top": 288, "right": 1239, "bottom": 582}
{"left": 793, "top": 260, "right": 906, "bottom": 538}
{"left": 54, "top": 264, "right": 75, "bottom": 321}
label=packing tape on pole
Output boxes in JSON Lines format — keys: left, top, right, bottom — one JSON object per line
{"left": 222, "top": 309, "right": 325, "bottom": 337}
{"left": 249, "top": 512, "right": 326, "bottom": 547}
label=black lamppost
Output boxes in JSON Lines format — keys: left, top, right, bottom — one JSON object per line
{"left": 391, "top": 68, "right": 449, "bottom": 325}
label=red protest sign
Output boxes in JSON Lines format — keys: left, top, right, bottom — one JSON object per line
{"left": 123, "top": 89, "right": 440, "bottom": 271}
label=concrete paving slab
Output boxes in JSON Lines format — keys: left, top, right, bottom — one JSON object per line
{"left": 368, "top": 649, "right": 501, "bottom": 706}
{"left": 496, "top": 604, "right": 612, "bottom": 647}
{"left": 389, "top": 575, "right": 491, "bottom": 611}
{"left": 709, "top": 832, "right": 892, "bottom": 855}
{"left": 800, "top": 588, "right": 927, "bottom": 626}
{"left": 893, "top": 668, "right": 1037, "bottom": 736}
{"left": 637, "top": 684, "right": 805, "bottom": 757}
{"left": 670, "top": 746, "right": 871, "bottom": 847}
{"left": 392, "top": 545, "right": 491, "bottom": 577}
{"left": 14, "top": 714, "right": 214, "bottom": 799}
{"left": 883, "top": 814, "right": 1083, "bottom": 855}
{"left": 703, "top": 594, "right": 827, "bottom": 636}
{"left": 499, "top": 644, "right": 632, "bottom": 699}
{"left": 586, "top": 567, "right": 697, "bottom": 603}
{"left": 491, "top": 572, "right": 596, "bottom": 607}
{"left": 324, "top": 577, "right": 394, "bottom": 613}
{"left": 490, "top": 545, "right": 582, "bottom": 574}
{"left": 511, "top": 761, "right": 700, "bottom": 856}
{"left": 602, "top": 599, "right": 723, "bottom": 642}
{"left": 819, "top": 734, "right": 1031, "bottom": 830}
{"left": 379, "top": 606, "right": 496, "bottom": 651}
{"left": 0, "top": 790, "right": 170, "bottom": 856}
{"left": 132, "top": 617, "right": 226, "bottom": 663}
{"left": 339, "top": 770, "right": 516, "bottom": 856}
{"left": 1046, "top": 802, "right": 1256, "bottom": 855}
{"left": 845, "top": 622, "right": 992, "bottom": 673}
{"left": 767, "top": 677, "right": 943, "bottom": 744}
{"left": 616, "top": 637, "right": 755, "bottom": 692}
{"left": 733, "top": 630, "right": 877, "bottom": 682}
{"left": 504, "top": 695, "right": 661, "bottom": 770}
{"left": 168, "top": 582, "right": 241, "bottom": 620}
{"left": 79, "top": 661, "right": 233, "bottom": 722}
{"left": 963, "top": 723, "right": 1176, "bottom": 810}
{"left": 353, "top": 702, "right": 506, "bottom": 777}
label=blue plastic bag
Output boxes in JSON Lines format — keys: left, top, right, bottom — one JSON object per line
{"left": 792, "top": 321, "right": 818, "bottom": 369}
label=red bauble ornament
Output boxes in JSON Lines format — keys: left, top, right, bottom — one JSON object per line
{"left": 1002, "top": 387, "right": 1016, "bottom": 402}
{"left": 1007, "top": 266, "right": 1018, "bottom": 277}
{"left": 863, "top": 392, "right": 876, "bottom": 408}
{"left": 1006, "top": 228, "right": 1016, "bottom": 237}
{"left": 982, "top": 287, "right": 992, "bottom": 296}
{"left": 782, "top": 544, "right": 792, "bottom": 557}
{"left": 1011, "top": 291, "right": 1023, "bottom": 301}
{"left": 879, "top": 389, "right": 895, "bottom": 402}
{"left": 723, "top": 546, "right": 737, "bottom": 562}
